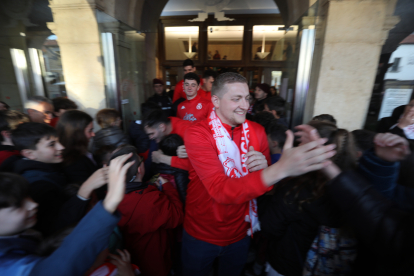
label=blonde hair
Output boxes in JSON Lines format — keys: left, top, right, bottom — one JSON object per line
{"left": 96, "top": 108, "right": 120, "bottom": 128}
{"left": 5, "top": 110, "right": 30, "bottom": 130}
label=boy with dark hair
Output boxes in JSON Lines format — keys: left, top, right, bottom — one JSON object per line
{"left": 264, "top": 96, "right": 288, "bottom": 127}
{"left": 177, "top": 72, "right": 213, "bottom": 122}
{"left": 0, "top": 154, "right": 133, "bottom": 276}
{"left": 11, "top": 123, "right": 108, "bottom": 236}
{"left": 266, "top": 121, "right": 288, "bottom": 164}
{"left": 199, "top": 69, "right": 217, "bottom": 100}
{"left": 158, "top": 134, "right": 189, "bottom": 202}
{"left": 0, "top": 111, "right": 30, "bottom": 165}
{"left": 172, "top": 59, "right": 204, "bottom": 102}
{"left": 112, "top": 145, "right": 184, "bottom": 276}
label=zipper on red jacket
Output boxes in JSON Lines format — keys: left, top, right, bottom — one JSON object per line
{"left": 231, "top": 127, "right": 235, "bottom": 140}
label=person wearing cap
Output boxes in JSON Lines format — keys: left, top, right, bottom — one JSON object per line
{"left": 253, "top": 83, "right": 271, "bottom": 115}
{"left": 146, "top": 78, "right": 173, "bottom": 117}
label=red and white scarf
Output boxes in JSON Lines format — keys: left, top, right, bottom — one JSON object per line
{"left": 208, "top": 110, "right": 260, "bottom": 236}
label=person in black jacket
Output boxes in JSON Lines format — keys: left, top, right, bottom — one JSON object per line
{"left": 90, "top": 108, "right": 129, "bottom": 159}
{"left": 146, "top": 78, "right": 173, "bottom": 117}
{"left": 260, "top": 121, "right": 358, "bottom": 276}
{"left": 157, "top": 134, "right": 189, "bottom": 203}
{"left": 11, "top": 122, "right": 107, "bottom": 236}
{"left": 57, "top": 110, "right": 99, "bottom": 184}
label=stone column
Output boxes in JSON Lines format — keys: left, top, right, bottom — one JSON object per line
{"left": 48, "top": 0, "right": 107, "bottom": 119}
{"left": 303, "top": 0, "right": 399, "bottom": 130}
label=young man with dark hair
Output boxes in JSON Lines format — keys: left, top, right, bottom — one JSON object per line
{"left": 199, "top": 69, "right": 217, "bottom": 100}
{"left": 0, "top": 154, "right": 133, "bottom": 276}
{"left": 182, "top": 72, "right": 336, "bottom": 276}
{"left": 265, "top": 121, "right": 288, "bottom": 164}
{"left": 146, "top": 78, "right": 173, "bottom": 117}
{"left": 176, "top": 72, "right": 213, "bottom": 122}
{"left": 172, "top": 59, "right": 204, "bottom": 103}
{"left": 111, "top": 145, "right": 183, "bottom": 276}
{"left": 264, "top": 96, "right": 288, "bottom": 127}
{"left": 11, "top": 123, "right": 108, "bottom": 236}
{"left": 143, "top": 109, "right": 192, "bottom": 170}
{"left": 50, "top": 97, "right": 78, "bottom": 127}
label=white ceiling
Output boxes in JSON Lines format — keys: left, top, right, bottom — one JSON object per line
{"left": 161, "top": 0, "right": 279, "bottom": 16}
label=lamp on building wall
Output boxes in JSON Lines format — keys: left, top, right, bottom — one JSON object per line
{"left": 184, "top": 35, "right": 196, "bottom": 59}
{"left": 256, "top": 33, "right": 270, "bottom": 59}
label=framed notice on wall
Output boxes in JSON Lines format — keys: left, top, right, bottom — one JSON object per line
{"left": 378, "top": 88, "right": 413, "bottom": 120}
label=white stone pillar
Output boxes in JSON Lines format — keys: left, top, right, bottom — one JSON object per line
{"left": 48, "top": 0, "right": 107, "bottom": 120}
{"left": 304, "top": 0, "right": 399, "bottom": 130}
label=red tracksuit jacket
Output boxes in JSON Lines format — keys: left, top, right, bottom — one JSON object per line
{"left": 176, "top": 94, "right": 214, "bottom": 122}
{"left": 117, "top": 183, "right": 184, "bottom": 276}
{"left": 184, "top": 119, "right": 271, "bottom": 246}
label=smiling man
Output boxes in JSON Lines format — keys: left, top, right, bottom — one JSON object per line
{"left": 182, "top": 72, "right": 337, "bottom": 276}
{"left": 176, "top": 73, "right": 213, "bottom": 122}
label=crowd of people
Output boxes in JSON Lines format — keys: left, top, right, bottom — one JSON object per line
{"left": 0, "top": 57, "right": 414, "bottom": 276}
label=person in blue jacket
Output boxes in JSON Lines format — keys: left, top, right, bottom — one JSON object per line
{"left": 0, "top": 153, "right": 134, "bottom": 276}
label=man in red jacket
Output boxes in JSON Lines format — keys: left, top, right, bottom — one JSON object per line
{"left": 176, "top": 73, "right": 214, "bottom": 122}
{"left": 172, "top": 59, "right": 203, "bottom": 103}
{"left": 182, "top": 72, "right": 337, "bottom": 276}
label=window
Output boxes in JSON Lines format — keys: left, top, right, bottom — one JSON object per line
{"left": 164, "top": 26, "right": 199, "bottom": 60}
{"left": 207, "top": 26, "right": 244, "bottom": 61}
{"left": 252, "top": 25, "right": 298, "bottom": 61}
{"left": 389, "top": 58, "right": 401, "bottom": 72}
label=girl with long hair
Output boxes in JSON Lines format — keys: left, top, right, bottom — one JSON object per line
{"left": 260, "top": 120, "right": 358, "bottom": 276}
{"left": 57, "top": 110, "right": 98, "bottom": 184}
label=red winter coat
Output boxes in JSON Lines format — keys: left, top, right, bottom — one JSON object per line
{"left": 184, "top": 119, "right": 271, "bottom": 246}
{"left": 117, "top": 183, "right": 184, "bottom": 276}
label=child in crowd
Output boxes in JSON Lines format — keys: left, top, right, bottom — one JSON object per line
{"left": 57, "top": 110, "right": 98, "bottom": 184}
{"left": 265, "top": 120, "right": 287, "bottom": 164}
{"left": 158, "top": 134, "right": 190, "bottom": 203}
{"left": 90, "top": 108, "right": 129, "bottom": 155}
{"left": 0, "top": 153, "right": 134, "bottom": 276}
{"left": 11, "top": 122, "right": 108, "bottom": 236}
{"left": 112, "top": 145, "right": 184, "bottom": 276}
{"left": 0, "top": 110, "right": 30, "bottom": 165}
{"left": 261, "top": 120, "right": 357, "bottom": 276}
{"left": 50, "top": 97, "right": 78, "bottom": 128}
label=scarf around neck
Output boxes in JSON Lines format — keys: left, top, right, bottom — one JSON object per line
{"left": 208, "top": 109, "right": 260, "bottom": 236}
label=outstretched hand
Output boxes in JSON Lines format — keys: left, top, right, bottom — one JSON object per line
{"left": 274, "top": 129, "right": 336, "bottom": 179}
{"left": 374, "top": 133, "right": 410, "bottom": 162}
{"left": 295, "top": 124, "right": 341, "bottom": 179}
{"left": 245, "top": 146, "right": 268, "bottom": 172}
{"left": 103, "top": 153, "right": 135, "bottom": 213}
